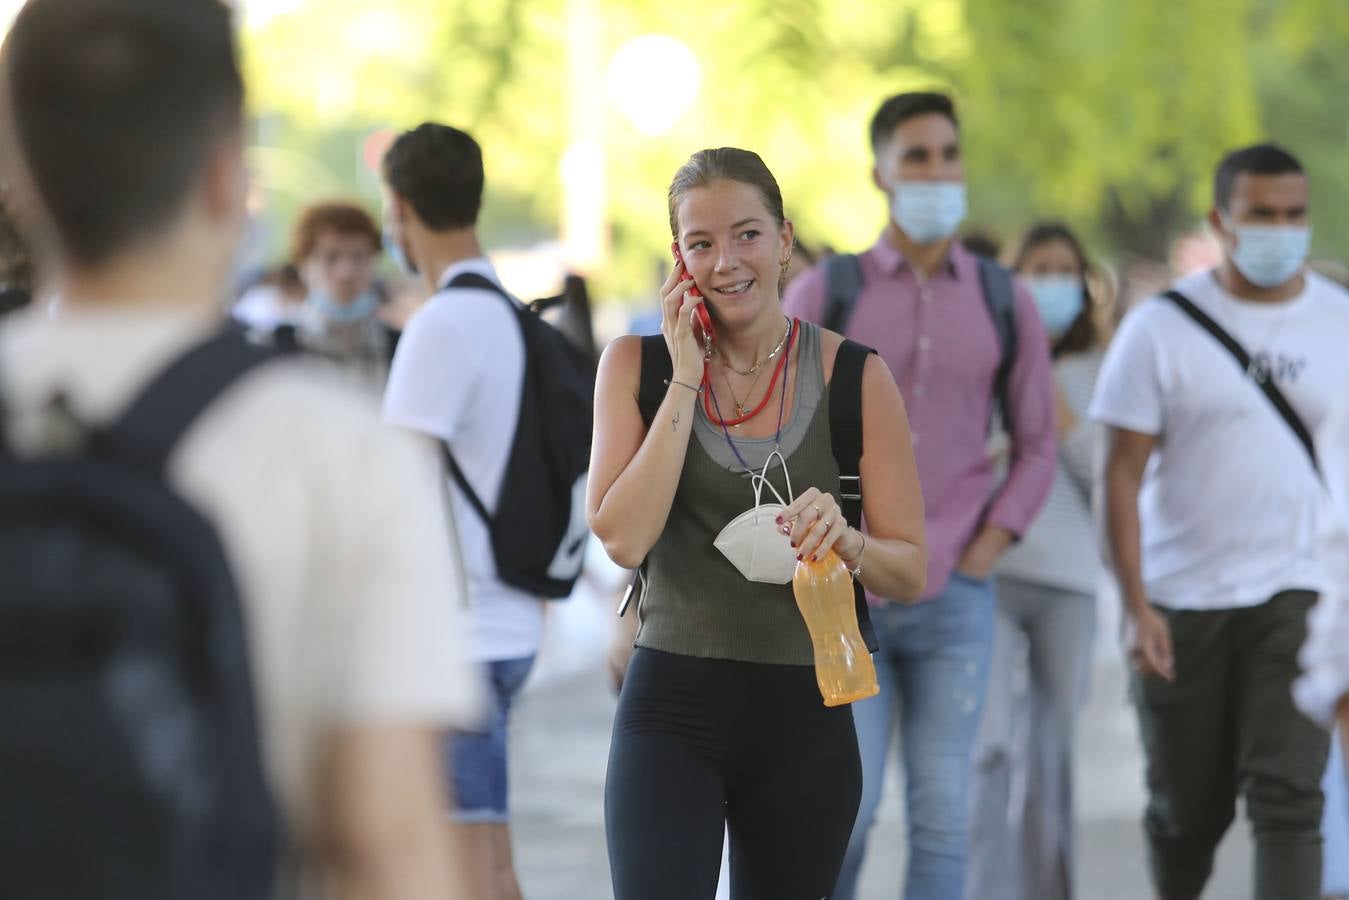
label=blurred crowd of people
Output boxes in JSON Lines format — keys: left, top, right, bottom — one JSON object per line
{"left": 3, "top": 2, "right": 1349, "bottom": 900}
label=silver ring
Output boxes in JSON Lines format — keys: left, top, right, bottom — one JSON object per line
{"left": 812, "top": 504, "right": 822, "bottom": 516}
{"left": 823, "top": 519, "right": 833, "bottom": 530}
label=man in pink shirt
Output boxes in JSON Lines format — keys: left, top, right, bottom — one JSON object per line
{"left": 785, "top": 91, "right": 1056, "bottom": 900}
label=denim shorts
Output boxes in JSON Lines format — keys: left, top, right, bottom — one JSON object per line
{"left": 445, "top": 655, "right": 536, "bottom": 824}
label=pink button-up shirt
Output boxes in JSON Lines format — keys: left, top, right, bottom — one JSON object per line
{"left": 785, "top": 236, "right": 1057, "bottom": 601}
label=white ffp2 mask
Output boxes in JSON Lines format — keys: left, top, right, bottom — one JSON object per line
{"left": 713, "top": 450, "right": 799, "bottom": 585}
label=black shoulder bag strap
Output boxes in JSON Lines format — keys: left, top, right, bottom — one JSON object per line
{"left": 96, "top": 329, "right": 274, "bottom": 474}
{"left": 977, "top": 256, "right": 1018, "bottom": 430}
{"left": 436, "top": 272, "right": 519, "bottom": 526}
{"left": 618, "top": 336, "right": 676, "bottom": 617}
{"left": 1163, "top": 288, "right": 1320, "bottom": 477}
{"left": 829, "top": 339, "right": 874, "bottom": 529}
{"left": 829, "top": 337, "right": 879, "bottom": 648}
{"left": 636, "top": 334, "right": 673, "bottom": 428}
{"left": 822, "top": 253, "right": 864, "bottom": 334}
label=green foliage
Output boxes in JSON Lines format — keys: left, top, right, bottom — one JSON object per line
{"left": 240, "top": 0, "right": 1349, "bottom": 303}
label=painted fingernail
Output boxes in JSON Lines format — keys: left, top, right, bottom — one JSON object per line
{"left": 775, "top": 516, "right": 783, "bottom": 524}
{"left": 796, "top": 554, "right": 803, "bottom": 562}
{"left": 810, "top": 555, "right": 818, "bottom": 562}
{"left": 790, "top": 541, "right": 797, "bottom": 548}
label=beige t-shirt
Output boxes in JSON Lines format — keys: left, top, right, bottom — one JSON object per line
{"left": 0, "top": 303, "right": 482, "bottom": 886}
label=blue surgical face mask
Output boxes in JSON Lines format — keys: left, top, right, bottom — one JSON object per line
{"left": 1226, "top": 221, "right": 1311, "bottom": 288}
{"left": 1026, "top": 275, "right": 1085, "bottom": 338}
{"left": 382, "top": 225, "right": 418, "bottom": 277}
{"left": 308, "top": 289, "right": 379, "bottom": 324}
{"left": 890, "top": 181, "right": 967, "bottom": 246}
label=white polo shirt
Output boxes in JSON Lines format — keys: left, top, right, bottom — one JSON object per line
{"left": 383, "top": 258, "right": 543, "bottom": 663}
{"left": 1089, "top": 269, "right": 1349, "bottom": 610}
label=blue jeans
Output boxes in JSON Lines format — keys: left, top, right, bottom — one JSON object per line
{"left": 834, "top": 572, "right": 997, "bottom": 900}
{"left": 445, "top": 655, "right": 536, "bottom": 824}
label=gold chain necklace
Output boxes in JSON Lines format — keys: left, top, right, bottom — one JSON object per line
{"left": 720, "top": 357, "right": 773, "bottom": 424}
{"left": 716, "top": 317, "right": 792, "bottom": 377}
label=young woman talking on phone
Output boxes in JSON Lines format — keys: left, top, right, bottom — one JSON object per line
{"left": 587, "top": 148, "right": 927, "bottom": 900}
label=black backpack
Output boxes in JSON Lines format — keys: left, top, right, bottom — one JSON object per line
{"left": 0, "top": 331, "right": 280, "bottom": 900}
{"left": 441, "top": 273, "right": 596, "bottom": 599}
{"left": 631, "top": 333, "right": 878, "bottom": 650}
{"left": 821, "top": 252, "right": 1019, "bottom": 428}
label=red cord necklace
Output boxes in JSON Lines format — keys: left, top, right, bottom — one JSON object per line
{"left": 702, "top": 319, "right": 798, "bottom": 427}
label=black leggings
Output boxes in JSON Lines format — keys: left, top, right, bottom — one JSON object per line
{"left": 605, "top": 648, "right": 862, "bottom": 900}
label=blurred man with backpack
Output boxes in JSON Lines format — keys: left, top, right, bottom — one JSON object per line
{"left": 0, "top": 1, "right": 478, "bottom": 897}
{"left": 382, "top": 122, "right": 594, "bottom": 900}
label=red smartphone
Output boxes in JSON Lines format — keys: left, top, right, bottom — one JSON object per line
{"left": 673, "top": 242, "right": 714, "bottom": 353}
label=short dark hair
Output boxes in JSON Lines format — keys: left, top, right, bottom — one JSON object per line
{"left": 667, "top": 148, "right": 785, "bottom": 239}
{"left": 5, "top": 0, "right": 243, "bottom": 266}
{"left": 1213, "top": 143, "right": 1304, "bottom": 211}
{"left": 870, "top": 91, "right": 959, "bottom": 157}
{"left": 382, "top": 123, "right": 484, "bottom": 231}
{"left": 289, "top": 201, "right": 381, "bottom": 265}
{"left": 1011, "top": 221, "right": 1101, "bottom": 357}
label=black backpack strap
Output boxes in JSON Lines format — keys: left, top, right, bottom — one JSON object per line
{"left": 445, "top": 270, "right": 512, "bottom": 303}
{"left": 1163, "top": 289, "right": 1320, "bottom": 476}
{"left": 977, "top": 256, "right": 1018, "bottom": 428}
{"left": 829, "top": 339, "right": 875, "bottom": 530}
{"left": 828, "top": 337, "right": 879, "bottom": 650}
{"left": 97, "top": 329, "right": 274, "bottom": 474}
{"left": 822, "top": 254, "right": 864, "bottom": 334}
{"left": 637, "top": 334, "right": 673, "bottom": 428}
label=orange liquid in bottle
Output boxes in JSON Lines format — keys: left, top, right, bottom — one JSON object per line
{"left": 792, "top": 550, "right": 880, "bottom": 707}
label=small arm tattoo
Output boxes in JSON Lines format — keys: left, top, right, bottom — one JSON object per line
{"left": 673, "top": 411, "right": 681, "bottom": 433}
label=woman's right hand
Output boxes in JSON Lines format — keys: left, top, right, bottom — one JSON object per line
{"left": 661, "top": 257, "right": 707, "bottom": 385}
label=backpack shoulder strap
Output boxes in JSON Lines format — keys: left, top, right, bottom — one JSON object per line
{"left": 445, "top": 270, "right": 512, "bottom": 303}
{"left": 1163, "top": 288, "right": 1320, "bottom": 476}
{"left": 97, "top": 328, "right": 274, "bottom": 474}
{"left": 637, "top": 334, "right": 673, "bottom": 428}
{"left": 829, "top": 338, "right": 876, "bottom": 530}
{"left": 822, "top": 253, "right": 864, "bottom": 334}
{"left": 827, "top": 336, "right": 879, "bottom": 651}
{"left": 977, "top": 256, "right": 1018, "bottom": 425}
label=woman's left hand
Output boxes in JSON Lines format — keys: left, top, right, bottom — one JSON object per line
{"left": 778, "top": 487, "right": 860, "bottom": 565}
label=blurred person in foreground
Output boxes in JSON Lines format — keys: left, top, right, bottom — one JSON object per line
{"left": 0, "top": 195, "right": 33, "bottom": 314}
{"left": 1093, "top": 143, "right": 1349, "bottom": 900}
{"left": 0, "top": 0, "right": 477, "bottom": 896}
{"left": 1298, "top": 260, "right": 1349, "bottom": 900}
{"left": 1303, "top": 421, "right": 1349, "bottom": 900}
{"left": 967, "top": 222, "right": 1109, "bottom": 900}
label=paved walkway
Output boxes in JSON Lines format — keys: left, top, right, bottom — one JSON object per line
{"left": 509, "top": 584, "right": 1255, "bottom": 900}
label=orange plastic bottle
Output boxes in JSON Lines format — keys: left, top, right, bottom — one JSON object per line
{"left": 792, "top": 550, "right": 880, "bottom": 707}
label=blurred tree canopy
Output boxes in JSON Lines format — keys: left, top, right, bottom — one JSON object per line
{"left": 241, "top": 0, "right": 1349, "bottom": 301}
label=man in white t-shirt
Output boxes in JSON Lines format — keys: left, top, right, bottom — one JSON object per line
{"left": 380, "top": 122, "right": 540, "bottom": 900}
{"left": 1092, "top": 143, "right": 1345, "bottom": 900}
{"left": 0, "top": 2, "right": 477, "bottom": 896}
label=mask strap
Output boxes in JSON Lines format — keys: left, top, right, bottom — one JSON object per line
{"left": 749, "top": 448, "right": 794, "bottom": 507}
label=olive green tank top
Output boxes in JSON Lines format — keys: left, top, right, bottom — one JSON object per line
{"left": 635, "top": 323, "right": 845, "bottom": 666}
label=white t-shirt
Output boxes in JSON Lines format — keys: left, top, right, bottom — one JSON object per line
{"left": 383, "top": 258, "right": 543, "bottom": 663}
{"left": 1089, "top": 269, "right": 1349, "bottom": 610}
{"left": 0, "top": 303, "right": 481, "bottom": 887}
